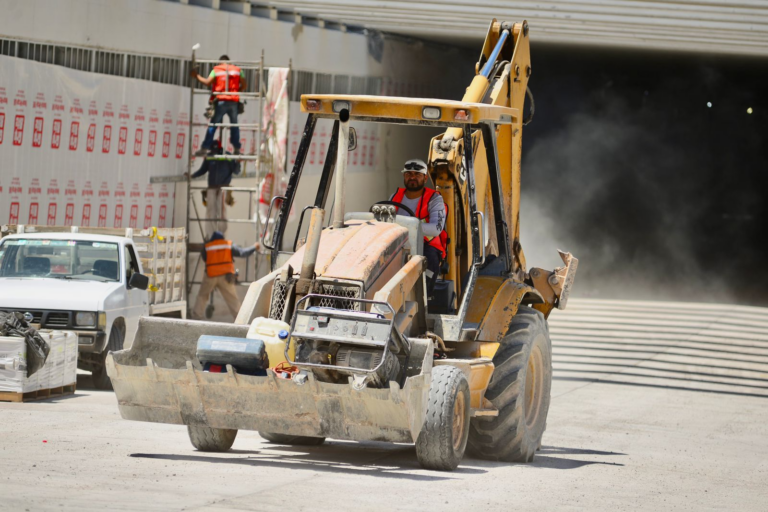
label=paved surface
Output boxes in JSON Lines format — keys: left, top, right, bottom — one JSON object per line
{"left": 1, "top": 299, "right": 767, "bottom": 511}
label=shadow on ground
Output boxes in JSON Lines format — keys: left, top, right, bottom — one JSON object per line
{"left": 130, "top": 440, "right": 625, "bottom": 477}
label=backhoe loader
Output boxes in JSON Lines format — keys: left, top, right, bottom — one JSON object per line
{"left": 107, "top": 19, "right": 577, "bottom": 471}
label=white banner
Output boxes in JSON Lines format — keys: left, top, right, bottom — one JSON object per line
{"left": 0, "top": 55, "right": 192, "bottom": 229}
{"left": 287, "top": 102, "right": 381, "bottom": 176}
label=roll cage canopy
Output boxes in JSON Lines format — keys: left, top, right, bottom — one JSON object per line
{"left": 300, "top": 94, "right": 519, "bottom": 127}
{"left": 265, "top": 94, "right": 513, "bottom": 339}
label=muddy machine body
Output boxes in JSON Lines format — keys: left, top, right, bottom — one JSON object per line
{"left": 108, "top": 20, "right": 578, "bottom": 470}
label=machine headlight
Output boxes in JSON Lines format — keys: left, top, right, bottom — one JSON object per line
{"left": 332, "top": 100, "right": 350, "bottom": 113}
{"left": 75, "top": 312, "right": 97, "bottom": 327}
{"left": 422, "top": 106, "right": 442, "bottom": 119}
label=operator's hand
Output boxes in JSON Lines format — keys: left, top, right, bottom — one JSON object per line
{"left": 189, "top": 68, "right": 200, "bottom": 79}
{"left": 254, "top": 242, "right": 261, "bottom": 251}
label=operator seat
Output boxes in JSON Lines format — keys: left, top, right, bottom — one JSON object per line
{"left": 23, "top": 257, "right": 50, "bottom": 276}
{"left": 93, "top": 259, "right": 118, "bottom": 280}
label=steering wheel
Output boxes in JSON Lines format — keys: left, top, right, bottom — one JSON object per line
{"left": 81, "top": 269, "right": 97, "bottom": 275}
{"left": 369, "top": 201, "right": 415, "bottom": 217}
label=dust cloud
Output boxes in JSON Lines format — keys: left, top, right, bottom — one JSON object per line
{"left": 518, "top": 51, "right": 767, "bottom": 305}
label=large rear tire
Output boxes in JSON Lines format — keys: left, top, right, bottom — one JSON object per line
{"left": 187, "top": 425, "right": 238, "bottom": 452}
{"left": 415, "top": 365, "right": 470, "bottom": 471}
{"left": 258, "top": 432, "right": 326, "bottom": 445}
{"left": 92, "top": 324, "right": 124, "bottom": 391}
{"left": 467, "top": 305, "right": 552, "bottom": 462}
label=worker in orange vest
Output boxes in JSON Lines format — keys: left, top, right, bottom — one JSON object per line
{"left": 191, "top": 55, "right": 245, "bottom": 156}
{"left": 192, "top": 231, "right": 260, "bottom": 320}
{"left": 389, "top": 159, "right": 447, "bottom": 296}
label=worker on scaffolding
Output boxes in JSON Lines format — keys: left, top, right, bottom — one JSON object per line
{"left": 191, "top": 54, "right": 245, "bottom": 156}
{"left": 187, "top": 139, "right": 239, "bottom": 236}
{"left": 191, "top": 231, "right": 260, "bottom": 321}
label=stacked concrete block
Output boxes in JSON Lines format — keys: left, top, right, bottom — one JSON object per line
{"left": 0, "top": 331, "right": 77, "bottom": 394}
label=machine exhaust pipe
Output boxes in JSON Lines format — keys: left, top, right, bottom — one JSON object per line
{"left": 299, "top": 207, "right": 325, "bottom": 288}
{"left": 332, "top": 109, "right": 350, "bottom": 229}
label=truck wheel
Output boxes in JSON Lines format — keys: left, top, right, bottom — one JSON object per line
{"left": 415, "top": 365, "right": 470, "bottom": 471}
{"left": 467, "top": 305, "right": 552, "bottom": 462}
{"left": 258, "top": 432, "right": 326, "bottom": 446}
{"left": 187, "top": 425, "right": 238, "bottom": 452}
{"left": 92, "top": 324, "right": 124, "bottom": 391}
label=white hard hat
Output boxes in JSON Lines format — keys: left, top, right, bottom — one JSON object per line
{"left": 401, "top": 159, "right": 428, "bottom": 174}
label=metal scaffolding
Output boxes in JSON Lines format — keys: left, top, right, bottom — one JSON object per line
{"left": 185, "top": 48, "right": 291, "bottom": 318}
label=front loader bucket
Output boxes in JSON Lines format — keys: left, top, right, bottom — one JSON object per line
{"left": 107, "top": 317, "right": 432, "bottom": 443}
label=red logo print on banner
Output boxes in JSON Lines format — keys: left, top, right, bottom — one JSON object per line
{"left": 86, "top": 123, "right": 96, "bottom": 152}
{"left": 193, "top": 134, "right": 199, "bottom": 152}
{"left": 158, "top": 205, "right": 167, "bottom": 228}
{"left": 134, "top": 129, "right": 143, "bottom": 156}
{"left": 28, "top": 203, "right": 39, "bottom": 224}
{"left": 118, "top": 126, "right": 128, "bottom": 155}
{"left": 47, "top": 203, "right": 57, "bottom": 225}
{"left": 309, "top": 141, "right": 316, "bottom": 165}
{"left": 162, "top": 131, "right": 170, "bottom": 158}
{"left": 0, "top": 113, "right": 5, "bottom": 144}
{"left": 175, "top": 133, "right": 185, "bottom": 159}
{"left": 51, "top": 119, "right": 62, "bottom": 149}
{"left": 114, "top": 204, "right": 123, "bottom": 228}
{"left": 129, "top": 204, "right": 138, "bottom": 228}
{"left": 9, "top": 202, "right": 19, "bottom": 224}
{"left": 148, "top": 130, "right": 157, "bottom": 157}
{"left": 102, "top": 125, "right": 112, "bottom": 153}
{"left": 81, "top": 204, "right": 91, "bottom": 226}
{"left": 68, "top": 121, "right": 79, "bottom": 150}
{"left": 32, "top": 117, "right": 44, "bottom": 148}
{"left": 98, "top": 204, "right": 108, "bottom": 227}
{"left": 64, "top": 203, "right": 74, "bottom": 226}
{"left": 13, "top": 115, "right": 24, "bottom": 146}
{"left": 143, "top": 205, "right": 153, "bottom": 229}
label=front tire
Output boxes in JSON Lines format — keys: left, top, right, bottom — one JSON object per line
{"left": 415, "top": 365, "right": 470, "bottom": 471}
{"left": 467, "top": 305, "right": 552, "bottom": 462}
{"left": 187, "top": 425, "right": 238, "bottom": 452}
{"left": 92, "top": 324, "right": 124, "bottom": 390}
{"left": 258, "top": 432, "right": 326, "bottom": 446}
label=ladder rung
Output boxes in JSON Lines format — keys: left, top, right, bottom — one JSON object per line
{"left": 192, "top": 123, "right": 261, "bottom": 128}
{"left": 189, "top": 186, "right": 259, "bottom": 192}
{"left": 193, "top": 60, "right": 263, "bottom": 66}
{"left": 202, "top": 155, "right": 259, "bottom": 161}
{"left": 192, "top": 91, "right": 262, "bottom": 97}
{"left": 188, "top": 218, "right": 258, "bottom": 224}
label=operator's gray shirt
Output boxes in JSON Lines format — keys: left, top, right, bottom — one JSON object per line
{"left": 389, "top": 189, "right": 445, "bottom": 238}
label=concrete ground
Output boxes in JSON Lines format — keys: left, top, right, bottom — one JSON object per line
{"left": 1, "top": 299, "right": 767, "bottom": 511}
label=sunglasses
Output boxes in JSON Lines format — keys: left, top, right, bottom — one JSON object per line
{"left": 404, "top": 162, "right": 426, "bottom": 171}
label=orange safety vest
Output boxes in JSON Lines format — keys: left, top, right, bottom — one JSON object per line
{"left": 205, "top": 239, "right": 235, "bottom": 277}
{"left": 392, "top": 187, "right": 448, "bottom": 258}
{"left": 212, "top": 63, "right": 241, "bottom": 102}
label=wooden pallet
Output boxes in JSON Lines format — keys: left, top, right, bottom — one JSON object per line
{"left": 0, "top": 382, "right": 76, "bottom": 403}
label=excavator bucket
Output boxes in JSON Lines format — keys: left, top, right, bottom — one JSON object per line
{"left": 106, "top": 317, "right": 433, "bottom": 443}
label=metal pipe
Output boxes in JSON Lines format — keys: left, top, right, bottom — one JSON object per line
{"left": 332, "top": 109, "right": 350, "bottom": 229}
{"left": 299, "top": 208, "right": 325, "bottom": 283}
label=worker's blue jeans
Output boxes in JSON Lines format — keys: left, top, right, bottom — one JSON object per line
{"left": 202, "top": 101, "right": 241, "bottom": 150}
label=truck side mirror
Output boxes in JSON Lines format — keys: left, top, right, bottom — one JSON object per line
{"left": 129, "top": 272, "right": 150, "bottom": 291}
{"left": 348, "top": 127, "right": 357, "bottom": 151}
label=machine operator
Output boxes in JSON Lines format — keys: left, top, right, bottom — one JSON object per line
{"left": 389, "top": 159, "right": 447, "bottom": 296}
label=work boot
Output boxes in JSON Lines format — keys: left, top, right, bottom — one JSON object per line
{"left": 233, "top": 147, "right": 241, "bottom": 156}
{"left": 194, "top": 147, "right": 209, "bottom": 157}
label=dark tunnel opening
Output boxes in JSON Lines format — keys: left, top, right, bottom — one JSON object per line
{"left": 519, "top": 45, "right": 768, "bottom": 306}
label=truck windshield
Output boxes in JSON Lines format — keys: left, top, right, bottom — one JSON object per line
{"left": 0, "top": 239, "right": 120, "bottom": 282}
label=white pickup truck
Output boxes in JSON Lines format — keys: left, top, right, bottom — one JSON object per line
{"left": 0, "top": 225, "right": 186, "bottom": 389}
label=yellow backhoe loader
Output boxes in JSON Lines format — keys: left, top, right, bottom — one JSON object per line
{"left": 107, "top": 19, "right": 577, "bottom": 471}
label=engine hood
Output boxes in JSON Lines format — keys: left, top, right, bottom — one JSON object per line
{"left": 283, "top": 220, "right": 408, "bottom": 289}
{"left": 0, "top": 277, "right": 119, "bottom": 311}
